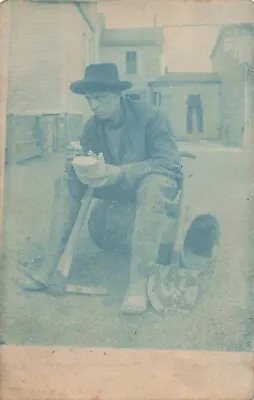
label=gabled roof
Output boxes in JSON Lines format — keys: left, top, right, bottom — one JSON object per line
{"left": 149, "top": 72, "right": 221, "bottom": 86}
{"left": 100, "top": 27, "right": 164, "bottom": 46}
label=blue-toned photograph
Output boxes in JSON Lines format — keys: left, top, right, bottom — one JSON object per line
{"left": 1, "top": 0, "right": 253, "bottom": 352}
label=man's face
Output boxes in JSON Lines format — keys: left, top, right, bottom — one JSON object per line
{"left": 85, "top": 90, "right": 121, "bottom": 120}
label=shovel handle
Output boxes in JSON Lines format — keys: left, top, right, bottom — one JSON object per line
{"left": 170, "top": 185, "right": 187, "bottom": 266}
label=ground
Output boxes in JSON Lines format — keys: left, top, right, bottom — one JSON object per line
{"left": 1, "top": 143, "right": 253, "bottom": 351}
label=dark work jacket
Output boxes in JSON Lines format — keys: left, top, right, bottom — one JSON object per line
{"left": 79, "top": 98, "right": 183, "bottom": 197}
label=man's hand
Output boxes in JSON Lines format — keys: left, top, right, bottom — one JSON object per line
{"left": 90, "top": 164, "right": 123, "bottom": 188}
{"left": 72, "top": 152, "right": 122, "bottom": 188}
{"left": 81, "top": 164, "right": 123, "bottom": 188}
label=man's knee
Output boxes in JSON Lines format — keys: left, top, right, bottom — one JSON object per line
{"left": 136, "top": 174, "right": 178, "bottom": 206}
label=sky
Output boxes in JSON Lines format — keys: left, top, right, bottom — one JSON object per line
{"left": 98, "top": 0, "right": 254, "bottom": 72}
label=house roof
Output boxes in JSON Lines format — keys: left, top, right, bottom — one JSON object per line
{"left": 100, "top": 27, "right": 164, "bottom": 46}
{"left": 148, "top": 72, "right": 221, "bottom": 86}
{"left": 210, "top": 23, "right": 254, "bottom": 59}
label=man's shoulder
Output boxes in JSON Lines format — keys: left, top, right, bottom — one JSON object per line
{"left": 125, "top": 98, "right": 168, "bottom": 123}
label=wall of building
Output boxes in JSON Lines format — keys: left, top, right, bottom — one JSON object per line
{"left": 7, "top": 0, "right": 62, "bottom": 115}
{"left": 8, "top": 0, "right": 98, "bottom": 115}
{"left": 100, "top": 38, "right": 163, "bottom": 101}
{"left": 100, "top": 42, "right": 162, "bottom": 74}
{"left": 151, "top": 82, "right": 221, "bottom": 141}
{"left": 212, "top": 45, "right": 245, "bottom": 146}
{"left": 6, "top": 0, "right": 100, "bottom": 162}
{"left": 211, "top": 25, "right": 253, "bottom": 147}
{"left": 0, "top": 0, "right": 10, "bottom": 171}
{"left": 62, "top": 2, "right": 100, "bottom": 116}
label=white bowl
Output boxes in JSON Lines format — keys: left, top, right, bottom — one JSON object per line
{"left": 72, "top": 156, "right": 105, "bottom": 181}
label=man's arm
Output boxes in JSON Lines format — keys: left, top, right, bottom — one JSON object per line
{"left": 120, "top": 109, "right": 182, "bottom": 188}
{"left": 77, "top": 110, "right": 182, "bottom": 189}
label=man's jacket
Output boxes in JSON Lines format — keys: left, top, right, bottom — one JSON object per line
{"left": 79, "top": 97, "right": 183, "bottom": 190}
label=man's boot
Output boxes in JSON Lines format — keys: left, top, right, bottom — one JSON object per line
{"left": 22, "top": 174, "right": 83, "bottom": 294}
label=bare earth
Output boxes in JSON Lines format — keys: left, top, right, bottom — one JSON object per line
{"left": 1, "top": 143, "right": 253, "bottom": 351}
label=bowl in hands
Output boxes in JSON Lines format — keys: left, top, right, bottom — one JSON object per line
{"left": 72, "top": 154, "right": 106, "bottom": 184}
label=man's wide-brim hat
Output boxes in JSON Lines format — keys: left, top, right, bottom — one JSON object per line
{"left": 70, "top": 63, "right": 132, "bottom": 94}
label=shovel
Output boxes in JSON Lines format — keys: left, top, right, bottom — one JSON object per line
{"left": 147, "top": 151, "right": 199, "bottom": 313}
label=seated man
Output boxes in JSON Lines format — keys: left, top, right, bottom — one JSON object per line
{"left": 23, "top": 63, "right": 183, "bottom": 314}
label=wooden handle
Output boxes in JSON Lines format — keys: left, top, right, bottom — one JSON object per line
{"left": 170, "top": 185, "right": 187, "bottom": 266}
{"left": 66, "top": 284, "right": 109, "bottom": 295}
{"left": 56, "top": 186, "right": 94, "bottom": 278}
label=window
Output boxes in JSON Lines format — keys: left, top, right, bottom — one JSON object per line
{"left": 126, "top": 51, "right": 137, "bottom": 75}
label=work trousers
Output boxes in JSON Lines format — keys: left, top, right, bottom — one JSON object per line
{"left": 44, "top": 169, "right": 180, "bottom": 282}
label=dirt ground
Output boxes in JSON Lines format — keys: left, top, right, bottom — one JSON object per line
{"left": 1, "top": 143, "right": 253, "bottom": 351}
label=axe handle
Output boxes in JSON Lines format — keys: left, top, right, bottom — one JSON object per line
{"left": 56, "top": 186, "right": 94, "bottom": 278}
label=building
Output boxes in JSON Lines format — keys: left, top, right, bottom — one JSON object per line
{"left": 100, "top": 21, "right": 164, "bottom": 102}
{"left": 148, "top": 73, "right": 221, "bottom": 142}
{"left": 6, "top": 0, "right": 101, "bottom": 164}
{"left": 0, "top": 0, "right": 10, "bottom": 234}
{"left": 0, "top": 0, "right": 9, "bottom": 161}
{"left": 149, "top": 23, "right": 254, "bottom": 146}
{"left": 210, "top": 23, "right": 254, "bottom": 148}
